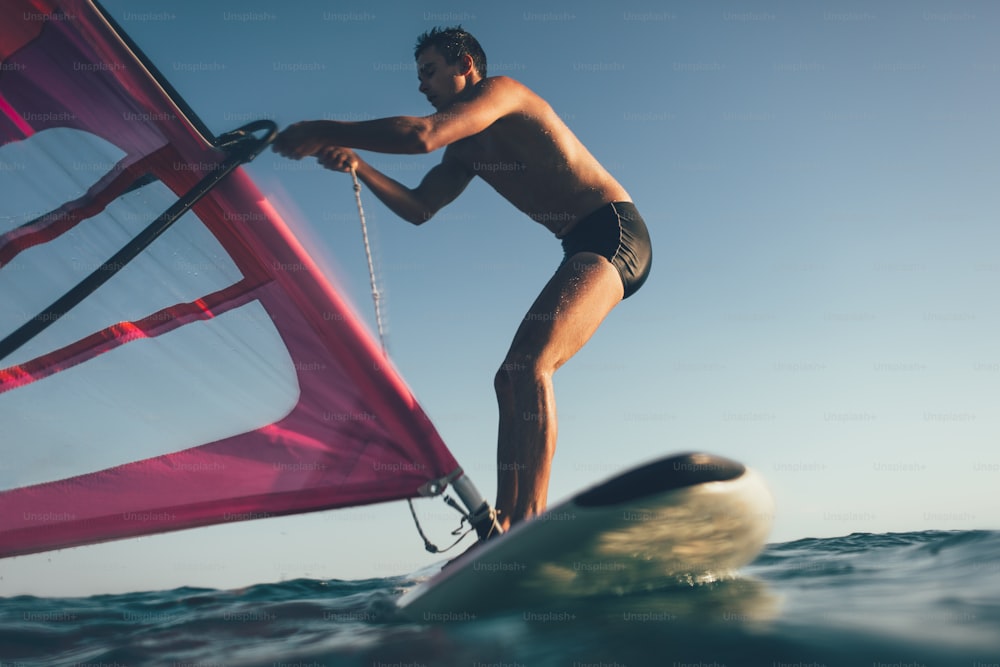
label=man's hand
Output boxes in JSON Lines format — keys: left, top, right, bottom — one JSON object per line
{"left": 317, "top": 146, "right": 359, "bottom": 173}
{"left": 272, "top": 121, "right": 330, "bottom": 159}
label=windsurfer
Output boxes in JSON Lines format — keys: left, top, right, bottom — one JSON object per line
{"left": 273, "top": 26, "right": 651, "bottom": 536}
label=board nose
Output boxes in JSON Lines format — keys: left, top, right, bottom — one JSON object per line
{"left": 573, "top": 452, "right": 746, "bottom": 507}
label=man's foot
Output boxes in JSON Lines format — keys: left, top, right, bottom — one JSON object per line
{"left": 442, "top": 504, "right": 503, "bottom": 569}
{"left": 468, "top": 502, "right": 503, "bottom": 542}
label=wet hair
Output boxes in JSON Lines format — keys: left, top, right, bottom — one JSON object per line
{"left": 414, "top": 26, "right": 487, "bottom": 77}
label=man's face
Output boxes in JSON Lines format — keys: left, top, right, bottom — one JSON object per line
{"left": 416, "top": 47, "right": 466, "bottom": 111}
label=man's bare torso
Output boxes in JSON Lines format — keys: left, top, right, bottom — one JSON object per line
{"left": 443, "top": 78, "right": 630, "bottom": 237}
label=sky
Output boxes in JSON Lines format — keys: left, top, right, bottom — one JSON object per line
{"left": 1, "top": 0, "right": 998, "bottom": 596}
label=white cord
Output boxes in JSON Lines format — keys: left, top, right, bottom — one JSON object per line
{"left": 350, "top": 166, "right": 387, "bottom": 354}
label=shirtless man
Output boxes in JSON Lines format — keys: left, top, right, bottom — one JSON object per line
{"left": 273, "top": 27, "right": 651, "bottom": 538}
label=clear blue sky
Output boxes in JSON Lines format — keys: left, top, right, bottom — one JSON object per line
{"left": 2, "top": 0, "right": 998, "bottom": 595}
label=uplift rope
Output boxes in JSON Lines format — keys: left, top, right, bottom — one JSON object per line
{"left": 349, "top": 166, "right": 469, "bottom": 554}
{"left": 350, "top": 167, "right": 386, "bottom": 353}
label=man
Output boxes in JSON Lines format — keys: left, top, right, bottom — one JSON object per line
{"left": 273, "top": 27, "right": 651, "bottom": 539}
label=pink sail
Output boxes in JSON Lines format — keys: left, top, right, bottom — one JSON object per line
{"left": 0, "top": 0, "right": 460, "bottom": 558}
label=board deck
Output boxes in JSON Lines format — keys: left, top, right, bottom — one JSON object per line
{"left": 397, "top": 452, "right": 774, "bottom": 617}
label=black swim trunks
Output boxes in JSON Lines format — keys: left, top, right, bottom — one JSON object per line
{"left": 559, "top": 201, "right": 652, "bottom": 299}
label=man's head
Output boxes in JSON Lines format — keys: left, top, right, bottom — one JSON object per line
{"left": 414, "top": 27, "right": 487, "bottom": 110}
{"left": 414, "top": 26, "right": 487, "bottom": 78}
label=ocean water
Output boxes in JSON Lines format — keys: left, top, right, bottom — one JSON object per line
{"left": 2, "top": 530, "right": 999, "bottom": 666}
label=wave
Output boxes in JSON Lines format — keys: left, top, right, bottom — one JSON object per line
{"left": 2, "top": 530, "right": 998, "bottom": 666}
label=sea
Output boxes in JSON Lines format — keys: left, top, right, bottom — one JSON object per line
{"left": 2, "top": 530, "right": 999, "bottom": 667}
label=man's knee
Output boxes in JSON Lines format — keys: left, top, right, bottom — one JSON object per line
{"left": 494, "top": 364, "right": 510, "bottom": 396}
{"left": 495, "top": 353, "right": 547, "bottom": 396}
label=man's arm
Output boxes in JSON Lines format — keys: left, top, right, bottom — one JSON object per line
{"left": 273, "top": 77, "right": 526, "bottom": 159}
{"left": 274, "top": 117, "right": 435, "bottom": 158}
{"left": 320, "top": 146, "right": 473, "bottom": 225}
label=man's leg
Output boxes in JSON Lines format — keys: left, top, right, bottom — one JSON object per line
{"left": 494, "top": 251, "right": 625, "bottom": 531}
